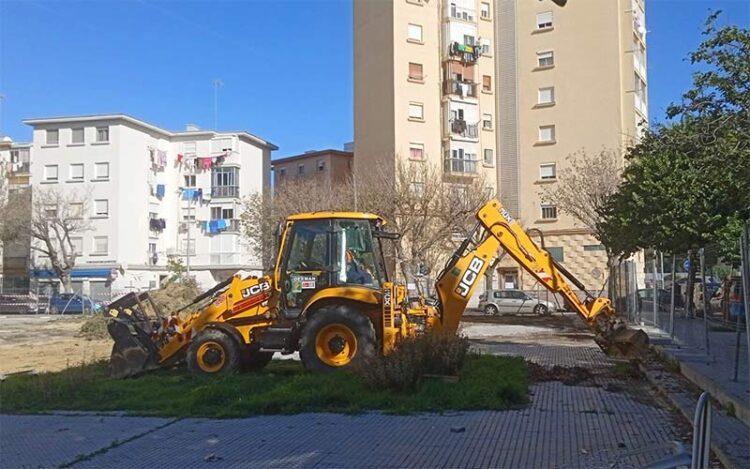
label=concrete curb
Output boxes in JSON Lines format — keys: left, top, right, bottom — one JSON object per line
{"left": 652, "top": 344, "right": 750, "bottom": 428}
{"left": 639, "top": 357, "right": 750, "bottom": 469}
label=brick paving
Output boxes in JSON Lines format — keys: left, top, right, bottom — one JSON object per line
{"left": 0, "top": 322, "right": 688, "bottom": 469}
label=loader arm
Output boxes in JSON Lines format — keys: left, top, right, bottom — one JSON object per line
{"left": 434, "top": 199, "right": 647, "bottom": 358}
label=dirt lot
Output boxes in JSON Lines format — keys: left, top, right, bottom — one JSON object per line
{"left": 0, "top": 315, "right": 112, "bottom": 375}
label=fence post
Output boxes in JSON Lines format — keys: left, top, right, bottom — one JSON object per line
{"left": 653, "top": 252, "right": 658, "bottom": 327}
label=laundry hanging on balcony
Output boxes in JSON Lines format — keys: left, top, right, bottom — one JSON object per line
{"left": 148, "top": 148, "right": 168, "bottom": 171}
{"left": 149, "top": 218, "right": 166, "bottom": 231}
{"left": 203, "top": 219, "right": 229, "bottom": 234}
{"left": 156, "top": 184, "right": 166, "bottom": 199}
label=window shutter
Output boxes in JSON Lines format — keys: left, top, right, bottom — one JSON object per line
{"left": 409, "top": 62, "right": 423, "bottom": 80}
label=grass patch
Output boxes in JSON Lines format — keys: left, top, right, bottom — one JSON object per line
{"left": 0, "top": 354, "right": 528, "bottom": 418}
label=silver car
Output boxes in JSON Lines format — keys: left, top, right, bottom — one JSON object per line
{"left": 478, "top": 289, "right": 556, "bottom": 316}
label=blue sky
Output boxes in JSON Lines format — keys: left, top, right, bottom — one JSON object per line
{"left": 0, "top": 0, "right": 748, "bottom": 158}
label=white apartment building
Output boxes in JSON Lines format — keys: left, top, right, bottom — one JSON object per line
{"left": 0, "top": 137, "right": 32, "bottom": 290}
{"left": 24, "top": 114, "right": 276, "bottom": 299}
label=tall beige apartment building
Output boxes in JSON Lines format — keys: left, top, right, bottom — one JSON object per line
{"left": 354, "top": 0, "right": 498, "bottom": 194}
{"left": 354, "top": 0, "right": 648, "bottom": 293}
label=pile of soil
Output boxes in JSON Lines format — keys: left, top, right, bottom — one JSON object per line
{"left": 78, "top": 315, "right": 109, "bottom": 340}
{"left": 526, "top": 361, "right": 594, "bottom": 386}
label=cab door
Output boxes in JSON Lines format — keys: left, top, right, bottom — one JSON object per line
{"left": 279, "top": 219, "right": 334, "bottom": 318}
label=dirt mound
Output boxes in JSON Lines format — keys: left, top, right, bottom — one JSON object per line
{"left": 78, "top": 315, "right": 109, "bottom": 340}
{"left": 149, "top": 280, "right": 201, "bottom": 317}
{"left": 527, "top": 361, "right": 593, "bottom": 386}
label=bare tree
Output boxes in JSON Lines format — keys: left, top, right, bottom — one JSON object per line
{"left": 241, "top": 159, "right": 491, "bottom": 294}
{"left": 539, "top": 148, "right": 623, "bottom": 293}
{"left": 28, "top": 187, "right": 93, "bottom": 292}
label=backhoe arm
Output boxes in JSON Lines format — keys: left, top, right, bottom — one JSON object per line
{"left": 434, "top": 199, "right": 647, "bottom": 358}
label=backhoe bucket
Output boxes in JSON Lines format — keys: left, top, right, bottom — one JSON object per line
{"left": 107, "top": 316, "right": 160, "bottom": 379}
{"left": 597, "top": 326, "right": 649, "bottom": 359}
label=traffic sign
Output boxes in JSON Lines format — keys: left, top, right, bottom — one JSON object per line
{"left": 683, "top": 259, "right": 691, "bottom": 271}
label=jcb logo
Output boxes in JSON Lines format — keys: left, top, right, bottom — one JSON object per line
{"left": 241, "top": 281, "right": 271, "bottom": 298}
{"left": 383, "top": 289, "right": 392, "bottom": 307}
{"left": 456, "top": 257, "right": 485, "bottom": 298}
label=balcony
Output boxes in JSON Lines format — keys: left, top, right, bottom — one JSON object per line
{"left": 448, "top": 5, "right": 475, "bottom": 23}
{"left": 448, "top": 42, "right": 480, "bottom": 63}
{"left": 9, "top": 162, "right": 30, "bottom": 175}
{"left": 444, "top": 157, "right": 478, "bottom": 175}
{"left": 211, "top": 186, "right": 239, "bottom": 198}
{"left": 444, "top": 80, "right": 478, "bottom": 98}
{"left": 449, "top": 119, "right": 479, "bottom": 139}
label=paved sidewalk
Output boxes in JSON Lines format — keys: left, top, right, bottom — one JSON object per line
{"left": 640, "top": 312, "right": 749, "bottom": 424}
{"left": 0, "top": 320, "right": 689, "bottom": 468}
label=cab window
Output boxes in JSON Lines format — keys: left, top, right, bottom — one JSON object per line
{"left": 333, "top": 219, "right": 384, "bottom": 288}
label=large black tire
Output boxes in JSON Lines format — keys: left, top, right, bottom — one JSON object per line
{"left": 534, "top": 304, "right": 550, "bottom": 316}
{"left": 241, "top": 349, "right": 274, "bottom": 372}
{"left": 484, "top": 304, "right": 499, "bottom": 316}
{"left": 299, "top": 304, "right": 376, "bottom": 373}
{"left": 186, "top": 329, "right": 241, "bottom": 377}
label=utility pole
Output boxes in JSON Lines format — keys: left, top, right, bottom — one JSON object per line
{"left": 213, "top": 79, "right": 223, "bottom": 130}
{"left": 186, "top": 197, "right": 192, "bottom": 279}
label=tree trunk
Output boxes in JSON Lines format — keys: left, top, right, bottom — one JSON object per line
{"left": 59, "top": 270, "right": 73, "bottom": 294}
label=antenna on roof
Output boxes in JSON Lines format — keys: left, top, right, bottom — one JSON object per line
{"left": 213, "top": 79, "right": 224, "bottom": 130}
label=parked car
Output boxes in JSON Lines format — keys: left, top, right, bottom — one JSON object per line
{"left": 637, "top": 288, "right": 672, "bottom": 313}
{"left": 478, "top": 289, "right": 556, "bottom": 316}
{"left": 692, "top": 281, "right": 722, "bottom": 316}
{"left": 48, "top": 293, "right": 103, "bottom": 314}
{"left": 711, "top": 276, "right": 746, "bottom": 322}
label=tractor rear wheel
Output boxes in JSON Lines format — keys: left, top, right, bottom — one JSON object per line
{"left": 300, "top": 304, "right": 376, "bottom": 373}
{"left": 187, "top": 329, "right": 241, "bottom": 376}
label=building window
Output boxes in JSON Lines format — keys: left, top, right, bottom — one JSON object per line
{"left": 408, "top": 102, "right": 424, "bottom": 120}
{"left": 547, "top": 246, "right": 564, "bottom": 262}
{"left": 317, "top": 160, "right": 326, "bottom": 171}
{"left": 184, "top": 175, "right": 196, "bottom": 187}
{"left": 408, "top": 62, "right": 423, "bottom": 81}
{"left": 44, "top": 204, "right": 58, "bottom": 218}
{"left": 44, "top": 164, "right": 58, "bottom": 182}
{"left": 482, "top": 75, "right": 492, "bottom": 92}
{"left": 541, "top": 204, "right": 558, "bottom": 220}
{"left": 483, "top": 148, "right": 494, "bottom": 165}
{"left": 409, "top": 181, "right": 425, "bottom": 197}
{"left": 96, "top": 126, "right": 109, "bottom": 142}
{"left": 71, "top": 128, "right": 84, "bottom": 144}
{"left": 92, "top": 236, "right": 109, "bottom": 255}
{"left": 480, "top": 38, "right": 491, "bottom": 55}
{"left": 70, "top": 237, "right": 83, "bottom": 255}
{"left": 407, "top": 23, "right": 423, "bottom": 42}
{"left": 94, "top": 199, "right": 109, "bottom": 217}
{"left": 298, "top": 164, "right": 305, "bottom": 175}
{"left": 94, "top": 162, "right": 109, "bottom": 180}
{"left": 212, "top": 166, "right": 240, "bottom": 198}
{"left": 540, "top": 163, "right": 557, "bottom": 180}
{"left": 46, "top": 129, "right": 59, "bottom": 145}
{"left": 278, "top": 168, "right": 286, "bottom": 178}
{"left": 538, "top": 87, "right": 555, "bottom": 105}
{"left": 482, "top": 113, "right": 493, "bottom": 129}
{"left": 536, "top": 11, "right": 553, "bottom": 29}
{"left": 584, "top": 244, "right": 607, "bottom": 252}
{"left": 480, "top": 2, "right": 490, "bottom": 19}
{"left": 211, "top": 136, "right": 235, "bottom": 154}
{"left": 181, "top": 238, "right": 196, "bottom": 256}
{"left": 538, "top": 125, "right": 556, "bottom": 143}
{"left": 69, "top": 202, "right": 84, "bottom": 219}
{"left": 69, "top": 163, "right": 84, "bottom": 181}
{"left": 409, "top": 142, "right": 425, "bottom": 160}
{"left": 537, "top": 51, "right": 554, "bottom": 68}
{"left": 210, "top": 207, "right": 234, "bottom": 219}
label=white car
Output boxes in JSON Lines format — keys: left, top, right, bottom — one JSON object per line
{"left": 478, "top": 289, "right": 556, "bottom": 316}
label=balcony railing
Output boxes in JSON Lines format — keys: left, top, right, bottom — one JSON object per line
{"left": 450, "top": 119, "right": 479, "bottom": 139}
{"left": 211, "top": 186, "right": 239, "bottom": 198}
{"left": 448, "top": 42, "right": 480, "bottom": 63}
{"left": 448, "top": 5, "right": 475, "bottom": 22}
{"left": 9, "top": 162, "right": 31, "bottom": 175}
{"left": 444, "top": 158, "right": 479, "bottom": 174}
{"left": 210, "top": 253, "right": 241, "bottom": 265}
{"left": 444, "top": 80, "right": 478, "bottom": 98}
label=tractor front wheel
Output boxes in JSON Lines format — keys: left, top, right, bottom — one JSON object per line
{"left": 187, "top": 329, "right": 241, "bottom": 376}
{"left": 300, "top": 305, "right": 376, "bottom": 373}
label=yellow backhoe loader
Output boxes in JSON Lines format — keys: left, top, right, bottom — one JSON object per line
{"left": 107, "top": 199, "right": 647, "bottom": 378}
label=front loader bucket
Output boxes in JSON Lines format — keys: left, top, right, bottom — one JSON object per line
{"left": 107, "top": 317, "right": 160, "bottom": 378}
{"left": 596, "top": 326, "right": 649, "bottom": 359}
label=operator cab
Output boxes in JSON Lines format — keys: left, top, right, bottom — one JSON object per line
{"left": 277, "top": 214, "right": 389, "bottom": 318}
